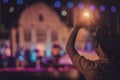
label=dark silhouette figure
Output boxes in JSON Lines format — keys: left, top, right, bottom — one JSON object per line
{"left": 66, "top": 25, "right": 120, "bottom": 80}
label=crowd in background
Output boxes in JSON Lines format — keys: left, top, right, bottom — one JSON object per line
{"left": 0, "top": 41, "right": 72, "bottom": 69}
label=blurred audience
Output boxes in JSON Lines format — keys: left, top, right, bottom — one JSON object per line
{"left": 49, "top": 44, "right": 62, "bottom": 66}
{"left": 0, "top": 40, "right": 98, "bottom": 70}
{"left": 35, "top": 41, "right": 46, "bottom": 68}
{"left": 16, "top": 47, "right": 27, "bottom": 68}
{"left": 0, "top": 41, "right": 15, "bottom": 68}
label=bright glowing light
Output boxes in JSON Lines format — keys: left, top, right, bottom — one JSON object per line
{"left": 89, "top": 4, "right": 96, "bottom": 11}
{"left": 54, "top": 1, "right": 61, "bottom": 8}
{"left": 111, "top": 6, "right": 117, "bottom": 12}
{"left": 83, "top": 12, "right": 90, "bottom": 18}
{"left": 16, "top": 0, "right": 23, "bottom": 5}
{"left": 9, "top": 7, "right": 14, "bottom": 13}
{"left": 78, "top": 9, "right": 99, "bottom": 27}
{"left": 61, "top": 10, "right": 67, "bottom": 16}
{"left": 3, "top": 0, "right": 9, "bottom": 3}
{"left": 100, "top": 5, "right": 106, "bottom": 11}
{"left": 18, "top": 56, "right": 24, "bottom": 61}
{"left": 67, "top": 2, "right": 74, "bottom": 9}
{"left": 30, "top": 51, "right": 37, "bottom": 62}
{"left": 78, "top": 3, "right": 84, "bottom": 9}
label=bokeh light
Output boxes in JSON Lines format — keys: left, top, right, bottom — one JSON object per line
{"left": 16, "top": 0, "right": 23, "bottom": 5}
{"left": 54, "top": 1, "right": 62, "bottom": 8}
{"left": 67, "top": 2, "right": 74, "bottom": 9}
{"left": 111, "top": 6, "right": 117, "bottom": 12}
{"left": 61, "top": 10, "right": 67, "bottom": 16}
{"left": 78, "top": 3, "right": 84, "bottom": 9}
{"left": 100, "top": 5, "right": 106, "bottom": 11}
{"left": 89, "top": 4, "right": 96, "bottom": 11}
{"left": 30, "top": 51, "right": 37, "bottom": 62}
{"left": 86, "top": 42, "right": 93, "bottom": 51}
{"left": 83, "top": 12, "right": 90, "bottom": 18}
{"left": 9, "top": 7, "right": 14, "bottom": 13}
{"left": 2, "top": 0, "right": 9, "bottom": 3}
{"left": 18, "top": 56, "right": 24, "bottom": 61}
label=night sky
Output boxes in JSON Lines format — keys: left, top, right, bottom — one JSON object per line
{"left": 0, "top": 0, "right": 120, "bottom": 29}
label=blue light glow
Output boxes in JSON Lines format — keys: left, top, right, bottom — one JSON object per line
{"left": 16, "top": 0, "right": 23, "bottom": 5}
{"left": 2, "top": 0, "right": 9, "bottom": 3}
{"left": 46, "top": 44, "right": 52, "bottom": 57}
{"left": 86, "top": 42, "right": 93, "bottom": 51}
{"left": 100, "top": 5, "right": 106, "bottom": 11}
{"left": 89, "top": 4, "right": 96, "bottom": 11}
{"left": 111, "top": 6, "right": 117, "bottom": 12}
{"left": 78, "top": 3, "right": 84, "bottom": 9}
{"left": 67, "top": 2, "right": 74, "bottom": 9}
{"left": 18, "top": 56, "right": 24, "bottom": 61}
{"left": 54, "top": 1, "right": 61, "bottom": 8}
{"left": 30, "top": 51, "right": 37, "bottom": 63}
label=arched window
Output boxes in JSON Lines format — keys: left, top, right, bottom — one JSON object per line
{"left": 24, "top": 29, "right": 31, "bottom": 42}
{"left": 51, "top": 30, "right": 58, "bottom": 42}
{"left": 36, "top": 29, "right": 46, "bottom": 42}
{"left": 38, "top": 14, "right": 44, "bottom": 21}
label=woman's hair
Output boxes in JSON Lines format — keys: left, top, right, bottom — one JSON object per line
{"left": 95, "top": 26, "right": 120, "bottom": 60}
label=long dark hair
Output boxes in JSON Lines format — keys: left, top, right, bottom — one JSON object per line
{"left": 95, "top": 26, "right": 120, "bottom": 60}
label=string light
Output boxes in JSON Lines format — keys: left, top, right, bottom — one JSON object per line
{"left": 16, "top": 0, "right": 23, "bottom": 5}
{"left": 83, "top": 12, "right": 90, "bottom": 18}
{"left": 67, "top": 2, "right": 74, "bottom": 9}
{"left": 54, "top": 1, "right": 61, "bottom": 8}
{"left": 78, "top": 3, "right": 84, "bottom": 9}
{"left": 2, "top": 0, "right": 9, "bottom": 3}
{"left": 100, "top": 5, "right": 106, "bottom": 12}
{"left": 89, "top": 4, "right": 96, "bottom": 11}
{"left": 111, "top": 6, "right": 117, "bottom": 12}
{"left": 61, "top": 10, "right": 67, "bottom": 16}
{"left": 9, "top": 7, "right": 14, "bottom": 13}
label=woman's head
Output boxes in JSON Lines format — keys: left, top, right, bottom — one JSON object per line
{"left": 95, "top": 26, "right": 120, "bottom": 60}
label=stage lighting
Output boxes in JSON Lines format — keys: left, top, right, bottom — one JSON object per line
{"left": 18, "top": 56, "right": 24, "bottom": 61}
{"left": 61, "top": 10, "right": 67, "bottom": 16}
{"left": 111, "top": 6, "right": 117, "bottom": 12}
{"left": 67, "top": 2, "right": 74, "bottom": 9}
{"left": 78, "top": 9, "right": 99, "bottom": 27}
{"left": 100, "top": 5, "right": 106, "bottom": 12}
{"left": 83, "top": 11, "right": 90, "bottom": 18}
{"left": 80, "top": 10, "right": 92, "bottom": 26}
{"left": 2, "top": 0, "right": 9, "bottom": 3}
{"left": 16, "top": 0, "right": 23, "bottom": 5}
{"left": 78, "top": 3, "right": 84, "bottom": 9}
{"left": 9, "top": 7, "right": 14, "bottom": 13}
{"left": 89, "top": 4, "right": 96, "bottom": 11}
{"left": 54, "top": 1, "right": 61, "bottom": 8}
{"left": 30, "top": 52, "right": 37, "bottom": 62}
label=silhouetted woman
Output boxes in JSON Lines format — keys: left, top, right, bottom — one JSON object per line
{"left": 66, "top": 24, "right": 120, "bottom": 80}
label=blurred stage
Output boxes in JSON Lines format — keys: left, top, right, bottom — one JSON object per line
{"left": 0, "top": 67, "right": 83, "bottom": 80}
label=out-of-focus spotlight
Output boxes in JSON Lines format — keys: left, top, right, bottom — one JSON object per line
{"left": 67, "top": 2, "right": 74, "bottom": 9}
{"left": 61, "top": 10, "right": 67, "bottom": 16}
{"left": 83, "top": 11, "right": 90, "bottom": 18}
{"left": 78, "top": 3, "right": 84, "bottom": 9}
{"left": 16, "top": 0, "right": 23, "bottom": 5}
{"left": 9, "top": 7, "right": 14, "bottom": 13}
{"left": 111, "top": 6, "right": 117, "bottom": 12}
{"left": 78, "top": 8, "right": 99, "bottom": 27}
{"left": 54, "top": 1, "right": 61, "bottom": 8}
{"left": 3, "top": 0, "right": 9, "bottom": 3}
{"left": 100, "top": 5, "right": 106, "bottom": 12}
{"left": 89, "top": 4, "right": 96, "bottom": 11}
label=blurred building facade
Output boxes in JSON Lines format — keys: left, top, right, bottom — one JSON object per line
{"left": 10, "top": 1, "right": 120, "bottom": 58}
{"left": 11, "top": 3, "right": 69, "bottom": 57}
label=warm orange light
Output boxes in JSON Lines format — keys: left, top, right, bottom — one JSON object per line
{"left": 83, "top": 12, "right": 90, "bottom": 18}
{"left": 77, "top": 8, "right": 99, "bottom": 27}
